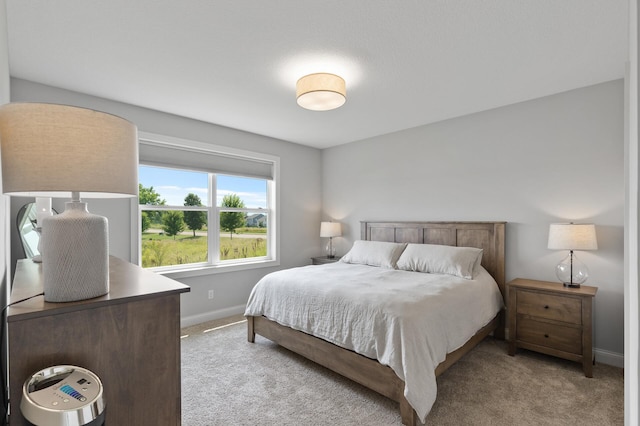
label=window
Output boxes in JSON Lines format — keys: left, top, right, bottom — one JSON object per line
{"left": 136, "top": 132, "right": 279, "bottom": 276}
{"left": 217, "top": 175, "right": 269, "bottom": 262}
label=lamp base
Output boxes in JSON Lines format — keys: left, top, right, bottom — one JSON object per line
{"left": 563, "top": 282, "right": 581, "bottom": 288}
{"left": 555, "top": 252, "right": 589, "bottom": 288}
{"left": 41, "top": 201, "right": 109, "bottom": 302}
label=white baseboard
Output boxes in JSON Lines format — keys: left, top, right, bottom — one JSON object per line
{"left": 181, "top": 304, "right": 246, "bottom": 328}
{"left": 594, "top": 348, "right": 624, "bottom": 368}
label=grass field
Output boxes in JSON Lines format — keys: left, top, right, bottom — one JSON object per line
{"left": 141, "top": 230, "right": 267, "bottom": 268}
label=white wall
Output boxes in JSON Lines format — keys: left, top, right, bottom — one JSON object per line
{"left": 323, "top": 80, "right": 625, "bottom": 360}
{"left": 0, "top": 0, "right": 10, "bottom": 422}
{"left": 10, "top": 78, "right": 323, "bottom": 325}
{"left": 626, "top": 0, "right": 639, "bottom": 423}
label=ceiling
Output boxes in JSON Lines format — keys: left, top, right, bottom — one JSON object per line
{"left": 5, "top": 1, "right": 629, "bottom": 149}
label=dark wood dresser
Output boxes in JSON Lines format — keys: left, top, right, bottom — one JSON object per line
{"left": 7, "top": 256, "right": 190, "bottom": 425}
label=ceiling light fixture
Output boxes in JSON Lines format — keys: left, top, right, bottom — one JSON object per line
{"left": 296, "top": 73, "right": 346, "bottom": 111}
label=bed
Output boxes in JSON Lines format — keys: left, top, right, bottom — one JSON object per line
{"left": 245, "top": 221, "right": 506, "bottom": 425}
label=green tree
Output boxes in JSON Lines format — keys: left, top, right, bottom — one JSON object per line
{"left": 183, "top": 193, "right": 207, "bottom": 237}
{"left": 139, "top": 183, "right": 166, "bottom": 205}
{"left": 139, "top": 184, "right": 166, "bottom": 226}
{"left": 162, "top": 210, "right": 185, "bottom": 240}
{"left": 220, "top": 194, "right": 245, "bottom": 240}
{"left": 141, "top": 211, "right": 151, "bottom": 233}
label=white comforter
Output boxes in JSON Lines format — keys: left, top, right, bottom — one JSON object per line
{"left": 244, "top": 262, "right": 503, "bottom": 422}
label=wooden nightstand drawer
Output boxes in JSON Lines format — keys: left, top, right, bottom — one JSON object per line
{"left": 517, "top": 290, "right": 582, "bottom": 324}
{"left": 517, "top": 317, "right": 582, "bottom": 355}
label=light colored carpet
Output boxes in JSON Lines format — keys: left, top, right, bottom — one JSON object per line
{"left": 181, "top": 318, "right": 623, "bottom": 425}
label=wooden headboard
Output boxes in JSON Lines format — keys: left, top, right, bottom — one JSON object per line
{"left": 361, "top": 221, "right": 506, "bottom": 298}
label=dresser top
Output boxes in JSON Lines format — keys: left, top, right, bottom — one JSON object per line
{"left": 507, "top": 277, "right": 597, "bottom": 297}
{"left": 8, "top": 256, "right": 190, "bottom": 322}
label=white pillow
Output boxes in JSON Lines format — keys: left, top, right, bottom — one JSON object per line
{"left": 395, "top": 243, "right": 483, "bottom": 279}
{"left": 340, "top": 240, "right": 407, "bottom": 269}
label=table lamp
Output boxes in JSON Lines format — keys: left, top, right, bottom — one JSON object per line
{"left": 0, "top": 102, "right": 138, "bottom": 302}
{"left": 547, "top": 223, "right": 598, "bottom": 288}
{"left": 320, "top": 221, "right": 342, "bottom": 258}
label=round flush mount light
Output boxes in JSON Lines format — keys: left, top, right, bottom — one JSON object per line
{"left": 296, "top": 73, "right": 346, "bottom": 111}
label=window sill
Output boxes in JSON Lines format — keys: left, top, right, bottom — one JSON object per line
{"left": 149, "top": 258, "right": 280, "bottom": 280}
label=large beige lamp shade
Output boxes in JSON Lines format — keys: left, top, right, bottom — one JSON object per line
{"left": 0, "top": 103, "right": 139, "bottom": 302}
{"left": 0, "top": 103, "right": 138, "bottom": 197}
{"left": 547, "top": 223, "right": 598, "bottom": 251}
{"left": 296, "top": 73, "right": 346, "bottom": 111}
{"left": 547, "top": 223, "right": 597, "bottom": 288}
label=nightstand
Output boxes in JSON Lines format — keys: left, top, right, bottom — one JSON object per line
{"left": 311, "top": 256, "right": 340, "bottom": 265}
{"left": 507, "top": 278, "right": 597, "bottom": 377}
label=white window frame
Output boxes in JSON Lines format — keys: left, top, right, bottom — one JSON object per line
{"left": 132, "top": 132, "right": 280, "bottom": 279}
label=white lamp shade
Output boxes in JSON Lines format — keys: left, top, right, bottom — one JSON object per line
{"left": 0, "top": 102, "right": 138, "bottom": 198}
{"left": 296, "top": 73, "right": 346, "bottom": 111}
{"left": 320, "top": 221, "right": 342, "bottom": 238}
{"left": 547, "top": 223, "right": 598, "bottom": 250}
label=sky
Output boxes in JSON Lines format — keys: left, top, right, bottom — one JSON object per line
{"left": 139, "top": 165, "right": 267, "bottom": 208}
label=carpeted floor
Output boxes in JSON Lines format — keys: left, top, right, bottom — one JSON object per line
{"left": 181, "top": 317, "right": 623, "bottom": 425}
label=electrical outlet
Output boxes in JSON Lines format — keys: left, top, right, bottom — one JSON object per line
{"left": 208, "top": 290, "right": 214, "bottom": 300}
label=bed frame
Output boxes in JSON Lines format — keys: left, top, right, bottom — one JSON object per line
{"left": 247, "top": 221, "right": 506, "bottom": 425}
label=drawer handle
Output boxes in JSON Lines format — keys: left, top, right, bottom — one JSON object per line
{"left": 544, "top": 334, "right": 549, "bottom": 338}
{"left": 543, "top": 305, "right": 549, "bottom": 309}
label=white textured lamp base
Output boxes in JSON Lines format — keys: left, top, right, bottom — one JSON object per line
{"left": 41, "top": 201, "right": 109, "bottom": 302}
